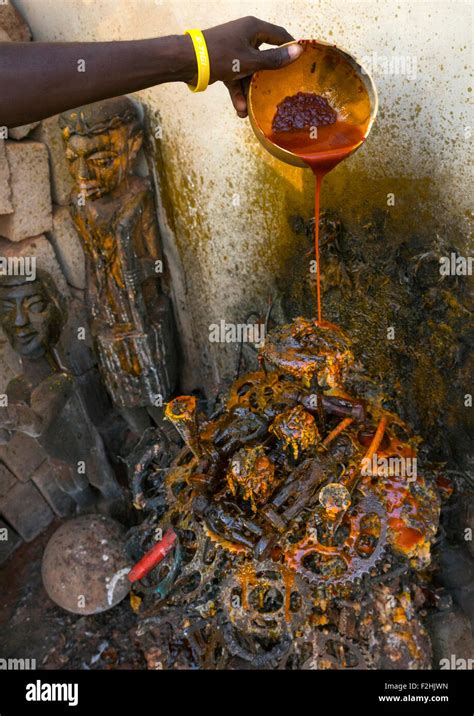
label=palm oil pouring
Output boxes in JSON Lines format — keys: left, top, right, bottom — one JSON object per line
{"left": 124, "top": 44, "right": 444, "bottom": 670}
{"left": 248, "top": 39, "right": 378, "bottom": 324}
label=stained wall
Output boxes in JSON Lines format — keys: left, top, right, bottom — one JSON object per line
{"left": 13, "top": 0, "right": 472, "bottom": 393}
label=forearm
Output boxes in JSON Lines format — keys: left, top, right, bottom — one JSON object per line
{"left": 0, "top": 35, "right": 196, "bottom": 127}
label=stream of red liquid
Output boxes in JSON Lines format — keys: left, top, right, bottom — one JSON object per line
{"left": 270, "top": 120, "right": 365, "bottom": 324}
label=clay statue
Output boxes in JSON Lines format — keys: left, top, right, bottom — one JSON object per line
{"left": 59, "top": 97, "right": 177, "bottom": 432}
{"left": 0, "top": 270, "right": 124, "bottom": 512}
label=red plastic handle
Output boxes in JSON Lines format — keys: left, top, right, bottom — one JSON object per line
{"left": 128, "top": 527, "right": 177, "bottom": 583}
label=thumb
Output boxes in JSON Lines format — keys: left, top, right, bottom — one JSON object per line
{"left": 224, "top": 79, "right": 248, "bottom": 118}
{"left": 257, "top": 42, "right": 303, "bottom": 70}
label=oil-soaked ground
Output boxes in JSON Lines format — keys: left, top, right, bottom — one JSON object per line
{"left": 0, "top": 523, "right": 145, "bottom": 669}
{"left": 0, "top": 468, "right": 472, "bottom": 670}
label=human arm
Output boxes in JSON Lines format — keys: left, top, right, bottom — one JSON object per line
{"left": 0, "top": 16, "right": 302, "bottom": 126}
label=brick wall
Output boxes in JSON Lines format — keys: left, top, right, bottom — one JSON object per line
{"left": 0, "top": 1, "right": 93, "bottom": 563}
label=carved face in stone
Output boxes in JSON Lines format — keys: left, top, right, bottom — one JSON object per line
{"left": 60, "top": 97, "right": 143, "bottom": 200}
{"left": 0, "top": 275, "right": 64, "bottom": 359}
{"left": 64, "top": 125, "right": 141, "bottom": 200}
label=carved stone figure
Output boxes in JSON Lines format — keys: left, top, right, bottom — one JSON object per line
{"left": 59, "top": 97, "right": 177, "bottom": 432}
{"left": 0, "top": 271, "right": 124, "bottom": 512}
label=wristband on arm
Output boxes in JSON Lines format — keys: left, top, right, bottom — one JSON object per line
{"left": 184, "top": 29, "right": 210, "bottom": 92}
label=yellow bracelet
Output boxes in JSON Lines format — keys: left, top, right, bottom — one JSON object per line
{"left": 184, "top": 29, "right": 210, "bottom": 93}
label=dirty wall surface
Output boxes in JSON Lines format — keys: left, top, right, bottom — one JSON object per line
{"left": 11, "top": 0, "right": 474, "bottom": 473}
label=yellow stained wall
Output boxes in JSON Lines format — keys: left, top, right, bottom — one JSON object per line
{"left": 16, "top": 0, "right": 473, "bottom": 391}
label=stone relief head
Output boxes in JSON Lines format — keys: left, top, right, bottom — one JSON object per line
{"left": 59, "top": 96, "right": 143, "bottom": 200}
{"left": 0, "top": 271, "right": 66, "bottom": 359}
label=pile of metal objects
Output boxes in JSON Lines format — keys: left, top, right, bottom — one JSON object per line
{"left": 126, "top": 317, "right": 443, "bottom": 669}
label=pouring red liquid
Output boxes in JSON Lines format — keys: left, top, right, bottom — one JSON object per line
{"left": 270, "top": 93, "right": 365, "bottom": 324}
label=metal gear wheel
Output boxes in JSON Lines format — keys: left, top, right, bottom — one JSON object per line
{"left": 285, "top": 493, "right": 388, "bottom": 588}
